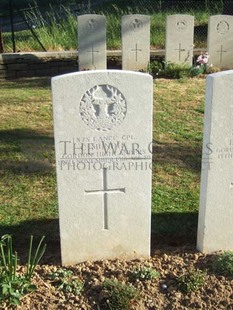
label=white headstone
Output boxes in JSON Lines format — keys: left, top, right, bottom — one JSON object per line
{"left": 165, "top": 14, "right": 194, "bottom": 66}
{"left": 207, "top": 15, "right": 233, "bottom": 69}
{"left": 122, "top": 15, "right": 150, "bottom": 71}
{"left": 78, "top": 14, "right": 106, "bottom": 70}
{"left": 197, "top": 70, "right": 233, "bottom": 253}
{"left": 52, "top": 70, "right": 153, "bottom": 265}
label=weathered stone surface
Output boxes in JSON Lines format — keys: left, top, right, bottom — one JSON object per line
{"left": 35, "top": 69, "right": 59, "bottom": 76}
{"left": 0, "top": 64, "right": 6, "bottom": 70}
{"left": 122, "top": 14, "right": 150, "bottom": 71}
{"left": 78, "top": 14, "right": 106, "bottom": 70}
{"left": 207, "top": 15, "right": 233, "bottom": 68}
{"left": 0, "top": 52, "right": 79, "bottom": 79}
{"left": 7, "top": 63, "right": 29, "bottom": 70}
{"left": 52, "top": 70, "right": 153, "bottom": 264}
{"left": 197, "top": 70, "right": 233, "bottom": 253}
{"left": 165, "top": 14, "right": 194, "bottom": 66}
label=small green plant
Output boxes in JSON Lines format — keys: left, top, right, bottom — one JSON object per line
{"left": 101, "top": 278, "right": 139, "bottom": 310}
{"left": 129, "top": 266, "right": 159, "bottom": 282}
{"left": 190, "top": 65, "right": 205, "bottom": 76}
{"left": 213, "top": 252, "right": 233, "bottom": 276}
{"left": 0, "top": 234, "right": 46, "bottom": 306}
{"left": 164, "top": 62, "right": 192, "bottom": 79}
{"left": 177, "top": 269, "right": 206, "bottom": 293}
{"left": 47, "top": 268, "right": 83, "bottom": 294}
{"left": 148, "top": 60, "right": 164, "bottom": 78}
{"left": 149, "top": 61, "right": 192, "bottom": 79}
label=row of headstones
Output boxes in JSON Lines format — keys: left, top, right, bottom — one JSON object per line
{"left": 78, "top": 14, "right": 150, "bottom": 71}
{"left": 52, "top": 68, "right": 233, "bottom": 265}
{"left": 78, "top": 14, "right": 233, "bottom": 71}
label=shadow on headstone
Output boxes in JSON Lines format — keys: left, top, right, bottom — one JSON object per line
{"left": 1, "top": 211, "right": 198, "bottom": 265}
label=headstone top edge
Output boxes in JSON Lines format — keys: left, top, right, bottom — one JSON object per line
{"left": 122, "top": 14, "right": 150, "bottom": 18}
{"left": 51, "top": 70, "right": 153, "bottom": 83}
{"left": 78, "top": 14, "right": 105, "bottom": 18}
{"left": 209, "top": 14, "right": 233, "bottom": 18}
{"left": 167, "top": 14, "right": 194, "bottom": 19}
{"left": 207, "top": 69, "right": 233, "bottom": 80}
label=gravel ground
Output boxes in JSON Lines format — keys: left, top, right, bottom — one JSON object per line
{"left": 1, "top": 247, "right": 232, "bottom": 309}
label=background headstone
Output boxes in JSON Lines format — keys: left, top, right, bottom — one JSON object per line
{"left": 122, "top": 15, "right": 150, "bottom": 71}
{"left": 207, "top": 15, "right": 233, "bottom": 69}
{"left": 52, "top": 70, "right": 153, "bottom": 265}
{"left": 78, "top": 14, "right": 106, "bottom": 70}
{"left": 165, "top": 14, "right": 194, "bottom": 66}
{"left": 197, "top": 70, "right": 233, "bottom": 253}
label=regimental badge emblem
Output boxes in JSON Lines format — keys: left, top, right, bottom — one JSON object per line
{"left": 130, "top": 19, "right": 143, "bottom": 31}
{"left": 176, "top": 20, "right": 187, "bottom": 31}
{"left": 86, "top": 19, "right": 98, "bottom": 30}
{"left": 217, "top": 20, "right": 230, "bottom": 35}
{"left": 79, "top": 84, "right": 127, "bottom": 131}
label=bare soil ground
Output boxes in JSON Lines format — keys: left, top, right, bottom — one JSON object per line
{"left": 1, "top": 244, "right": 232, "bottom": 309}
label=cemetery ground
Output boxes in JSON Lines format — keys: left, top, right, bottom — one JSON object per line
{"left": 0, "top": 77, "right": 233, "bottom": 308}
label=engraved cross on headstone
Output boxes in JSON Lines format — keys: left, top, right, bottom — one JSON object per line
{"left": 175, "top": 43, "right": 186, "bottom": 61}
{"left": 216, "top": 45, "right": 227, "bottom": 63}
{"left": 131, "top": 43, "right": 142, "bottom": 61}
{"left": 85, "top": 168, "right": 126, "bottom": 230}
{"left": 87, "top": 45, "right": 99, "bottom": 65}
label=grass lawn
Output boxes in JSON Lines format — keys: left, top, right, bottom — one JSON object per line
{"left": 0, "top": 76, "right": 205, "bottom": 261}
{"left": 2, "top": 8, "right": 211, "bottom": 52}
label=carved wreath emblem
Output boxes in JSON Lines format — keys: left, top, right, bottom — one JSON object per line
{"left": 130, "top": 19, "right": 143, "bottom": 31}
{"left": 79, "top": 84, "right": 127, "bottom": 131}
{"left": 86, "top": 19, "right": 98, "bottom": 30}
{"left": 217, "top": 21, "right": 230, "bottom": 35}
{"left": 176, "top": 20, "right": 187, "bottom": 31}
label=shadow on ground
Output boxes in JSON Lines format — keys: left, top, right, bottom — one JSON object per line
{"left": 0, "top": 211, "right": 198, "bottom": 265}
{"left": 152, "top": 141, "right": 202, "bottom": 172}
{"left": 0, "top": 76, "right": 51, "bottom": 87}
{"left": 0, "top": 128, "right": 54, "bottom": 173}
{"left": 0, "top": 219, "right": 61, "bottom": 265}
{"left": 151, "top": 211, "right": 198, "bottom": 253}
